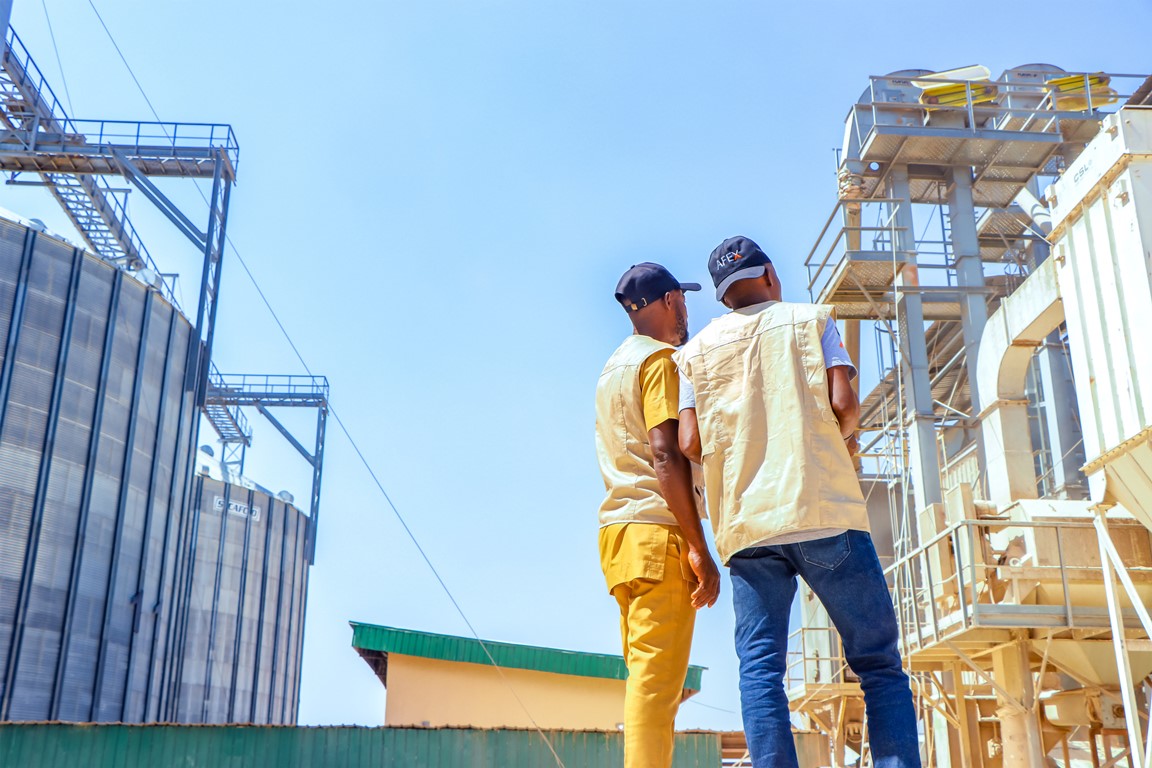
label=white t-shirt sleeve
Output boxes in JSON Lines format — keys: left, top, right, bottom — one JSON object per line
{"left": 822, "top": 321, "right": 857, "bottom": 379}
{"left": 678, "top": 370, "right": 696, "bottom": 412}
{"left": 680, "top": 321, "right": 853, "bottom": 409}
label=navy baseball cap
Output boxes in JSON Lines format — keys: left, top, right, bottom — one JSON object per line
{"left": 614, "top": 262, "right": 701, "bottom": 313}
{"left": 708, "top": 236, "right": 772, "bottom": 300}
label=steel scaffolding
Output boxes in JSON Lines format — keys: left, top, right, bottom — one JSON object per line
{"left": 795, "top": 67, "right": 1152, "bottom": 768}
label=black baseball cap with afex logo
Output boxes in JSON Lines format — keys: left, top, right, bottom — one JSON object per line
{"left": 708, "top": 236, "right": 772, "bottom": 301}
{"left": 614, "top": 262, "right": 701, "bottom": 313}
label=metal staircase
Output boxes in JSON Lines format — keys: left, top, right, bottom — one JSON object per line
{"left": 204, "top": 371, "right": 329, "bottom": 561}
{"left": 204, "top": 364, "right": 253, "bottom": 446}
{"left": 0, "top": 30, "right": 156, "bottom": 278}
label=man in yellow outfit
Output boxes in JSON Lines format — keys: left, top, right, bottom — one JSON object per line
{"left": 594, "top": 262, "right": 721, "bottom": 768}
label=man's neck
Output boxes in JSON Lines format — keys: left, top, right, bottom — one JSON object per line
{"left": 640, "top": 329, "right": 672, "bottom": 343}
{"left": 632, "top": 325, "right": 675, "bottom": 346}
{"left": 731, "top": 297, "right": 778, "bottom": 312}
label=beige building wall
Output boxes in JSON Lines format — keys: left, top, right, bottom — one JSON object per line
{"left": 384, "top": 654, "right": 628, "bottom": 729}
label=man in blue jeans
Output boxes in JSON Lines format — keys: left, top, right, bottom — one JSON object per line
{"left": 674, "top": 236, "right": 920, "bottom": 768}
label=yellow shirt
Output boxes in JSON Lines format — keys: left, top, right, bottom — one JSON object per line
{"left": 638, "top": 348, "right": 680, "bottom": 432}
{"left": 597, "top": 348, "right": 688, "bottom": 592}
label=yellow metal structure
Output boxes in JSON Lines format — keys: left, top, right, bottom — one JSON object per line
{"left": 915, "top": 66, "right": 999, "bottom": 109}
{"left": 1047, "top": 73, "right": 1119, "bottom": 110}
{"left": 920, "top": 83, "right": 999, "bottom": 108}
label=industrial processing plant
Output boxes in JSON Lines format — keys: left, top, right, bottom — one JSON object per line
{"left": 791, "top": 66, "right": 1152, "bottom": 767}
{"left": 4, "top": 1, "right": 1152, "bottom": 767}
{"left": 0, "top": 5, "right": 327, "bottom": 726}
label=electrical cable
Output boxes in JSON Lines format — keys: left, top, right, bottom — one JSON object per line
{"left": 39, "top": 0, "right": 72, "bottom": 115}
{"left": 683, "top": 697, "right": 738, "bottom": 715}
{"left": 86, "top": 1, "right": 162, "bottom": 127}
{"left": 84, "top": 4, "right": 566, "bottom": 763}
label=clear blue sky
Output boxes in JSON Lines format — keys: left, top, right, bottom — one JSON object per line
{"left": 5, "top": 0, "right": 1151, "bottom": 730}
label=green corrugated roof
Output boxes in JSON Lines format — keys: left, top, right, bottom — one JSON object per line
{"left": 0, "top": 724, "right": 723, "bottom": 767}
{"left": 350, "top": 622, "right": 705, "bottom": 692}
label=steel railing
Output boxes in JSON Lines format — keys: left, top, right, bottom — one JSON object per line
{"left": 787, "top": 516, "right": 1152, "bottom": 688}
{"left": 845, "top": 71, "right": 1150, "bottom": 156}
{"left": 887, "top": 517, "right": 1152, "bottom": 658}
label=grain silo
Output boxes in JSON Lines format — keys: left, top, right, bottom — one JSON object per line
{"left": 0, "top": 14, "right": 325, "bottom": 726}
{"left": 0, "top": 217, "right": 196, "bottom": 722}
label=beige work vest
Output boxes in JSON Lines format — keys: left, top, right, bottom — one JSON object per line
{"left": 595, "top": 334, "right": 681, "bottom": 527}
{"left": 674, "top": 301, "right": 869, "bottom": 563}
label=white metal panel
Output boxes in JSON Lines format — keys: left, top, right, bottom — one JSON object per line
{"left": 1050, "top": 108, "right": 1152, "bottom": 524}
{"left": 1052, "top": 109, "right": 1152, "bottom": 461}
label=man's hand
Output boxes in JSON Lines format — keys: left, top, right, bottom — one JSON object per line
{"left": 651, "top": 419, "right": 721, "bottom": 609}
{"left": 688, "top": 546, "right": 720, "bottom": 609}
{"left": 844, "top": 433, "right": 859, "bottom": 457}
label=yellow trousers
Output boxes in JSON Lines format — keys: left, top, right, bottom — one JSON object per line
{"left": 600, "top": 524, "right": 696, "bottom": 768}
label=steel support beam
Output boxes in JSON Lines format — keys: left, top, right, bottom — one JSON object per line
{"left": 888, "top": 166, "right": 942, "bottom": 517}
{"left": 307, "top": 405, "right": 327, "bottom": 562}
{"left": 0, "top": 132, "right": 234, "bottom": 177}
{"left": 1094, "top": 509, "right": 1152, "bottom": 768}
{"left": 254, "top": 402, "right": 316, "bottom": 467}
{"left": 197, "top": 161, "right": 231, "bottom": 407}
{"left": 0, "top": 2, "right": 12, "bottom": 44}
{"left": 111, "top": 149, "right": 207, "bottom": 247}
{"left": 990, "top": 636, "right": 1045, "bottom": 768}
{"left": 947, "top": 167, "right": 988, "bottom": 413}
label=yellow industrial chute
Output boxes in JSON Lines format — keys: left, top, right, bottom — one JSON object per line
{"left": 1046, "top": 72, "right": 1118, "bottom": 110}
{"left": 914, "top": 64, "right": 999, "bottom": 109}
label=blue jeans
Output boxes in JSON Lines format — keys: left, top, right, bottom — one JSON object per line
{"left": 729, "top": 530, "right": 921, "bottom": 768}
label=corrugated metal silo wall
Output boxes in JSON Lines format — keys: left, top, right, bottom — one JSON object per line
{"left": 0, "top": 219, "right": 198, "bottom": 723}
{"left": 174, "top": 476, "right": 310, "bottom": 725}
{"left": 0, "top": 724, "right": 723, "bottom": 767}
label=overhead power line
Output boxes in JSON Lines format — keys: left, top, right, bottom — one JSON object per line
{"left": 40, "top": 0, "right": 73, "bottom": 114}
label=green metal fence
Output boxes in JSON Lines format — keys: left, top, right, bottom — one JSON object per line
{"left": 0, "top": 724, "right": 722, "bottom": 767}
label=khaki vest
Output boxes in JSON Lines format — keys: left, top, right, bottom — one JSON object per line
{"left": 595, "top": 335, "right": 681, "bottom": 527}
{"left": 674, "top": 301, "right": 868, "bottom": 563}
